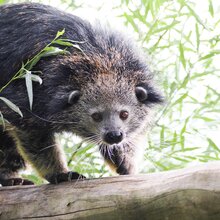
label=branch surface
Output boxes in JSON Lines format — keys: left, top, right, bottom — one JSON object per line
{"left": 0, "top": 162, "right": 220, "bottom": 220}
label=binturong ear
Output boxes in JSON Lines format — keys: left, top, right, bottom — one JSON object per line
{"left": 68, "top": 90, "right": 80, "bottom": 105}
{"left": 135, "top": 85, "right": 164, "bottom": 105}
{"left": 135, "top": 86, "right": 148, "bottom": 102}
{"left": 48, "top": 90, "right": 81, "bottom": 114}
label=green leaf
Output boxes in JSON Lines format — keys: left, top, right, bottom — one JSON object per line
{"left": 160, "top": 125, "right": 165, "bottom": 147}
{"left": 179, "top": 43, "right": 186, "bottom": 69}
{"left": 180, "top": 74, "right": 190, "bottom": 89}
{"left": 29, "top": 73, "right": 43, "bottom": 85}
{"left": 172, "top": 156, "right": 189, "bottom": 163}
{"left": 184, "top": 155, "right": 197, "bottom": 160}
{"left": 0, "top": 97, "right": 23, "bottom": 117}
{"left": 152, "top": 21, "right": 180, "bottom": 35}
{"left": 180, "top": 117, "right": 190, "bottom": 136}
{"left": 207, "top": 138, "right": 220, "bottom": 153}
{"left": 171, "top": 93, "right": 188, "bottom": 107}
{"left": 123, "top": 12, "right": 139, "bottom": 33}
{"left": 58, "top": 39, "right": 85, "bottom": 44}
{"left": 180, "top": 135, "right": 185, "bottom": 149}
{"left": 24, "top": 71, "right": 34, "bottom": 110}
{"left": 199, "top": 50, "right": 220, "bottom": 61}
{"left": 195, "top": 23, "right": 200, "bottom": 51}
{"left": 195, "top": 116, "right": 215, "bottom": 122}
{"left": 71, "top": 44, "right": 84, "bottom": 54}
{"left": 55, "top": 29, "right": 65, "bottom": 39}
{"left": 27, "top": 56, "right": 42, "bottom": 70}
{"left": 181, "top": 147, "right": 199, "bottom": 152}
{"left": 20, "top": 72, "right": 42, "bottom": 84}
{"left": 154, "top": 161, "right": 168, "bottom": 170}
{"left": 209, "top": 0, "right": 214, "bottom": 17}
{"left": 54, "top": 39, "right": 74, "bottom": 47}
{"left": 171, "top": 131, "right": 177, "bottom": 150}
{"left": 41, "top": 47, "right": 69, "bottom": 57}
{"left": 184, "top": 2, "right": 211, "bottom": 30}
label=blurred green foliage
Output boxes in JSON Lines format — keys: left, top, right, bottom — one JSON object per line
{"left": 0, "top": 0, "right": 219, "bottom": 183}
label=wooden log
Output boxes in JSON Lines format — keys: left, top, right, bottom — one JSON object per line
{"left": 0, "top": 162, "right": 220, "bottom": 220}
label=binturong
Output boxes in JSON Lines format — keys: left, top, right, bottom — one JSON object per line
{"left": 0, "top": 3, "right": 164, "bottom": 186}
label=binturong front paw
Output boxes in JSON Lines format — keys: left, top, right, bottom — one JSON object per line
{"left": 116, "top": 160, "right": 137, "bottom": 175}
{"left": 48, "top": 171, "right": 86, "bottom": 184}
{"left": 104, "top": 154, "right": 138, "bottom": 175}
{"left": 0, "top": 178, "right": 34, "bottom": 186}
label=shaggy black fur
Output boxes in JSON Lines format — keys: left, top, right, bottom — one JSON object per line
{"left": 0, "top": 3, "right": 163, "bottom": 186}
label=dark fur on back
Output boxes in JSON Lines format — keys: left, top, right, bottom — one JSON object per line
{"left": 0, "top": 3, "right": 163, "bottom": 186}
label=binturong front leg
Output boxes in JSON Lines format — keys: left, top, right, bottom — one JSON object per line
{"left": 100, "top": 142, "right": 143, "bottom": 175}
{"left": 11, "top": 129, "right": 85, "bottom": 184}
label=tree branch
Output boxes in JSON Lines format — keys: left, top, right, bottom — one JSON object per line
{"left": 0, "top": 162, "right": 220, "bottom": 220}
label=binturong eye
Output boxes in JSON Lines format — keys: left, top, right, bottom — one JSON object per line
{"left": 91, "top": 112, "right": 103, "bottom": 122}
{"left": 135, "top": 86, "right": 148, "bottom": 102}
{"left": 68, "top": 90, "right": 80, "bottom": 105}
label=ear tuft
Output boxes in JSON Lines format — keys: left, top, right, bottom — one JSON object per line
{"left": 135, "top": 86, "right": 148, "bottom": 102}
{"left": 68, "top": 90, "right": 80, "bottom": 105}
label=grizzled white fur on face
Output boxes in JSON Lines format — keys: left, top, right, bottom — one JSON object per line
{"left": 79, "top": 76, "right": 153, "bottom": 144}
{"left": 54, "top": 57, "right": 163, "bottom": 174}
{"left": 43, "top": 43, "right": 164, "bottom": 175}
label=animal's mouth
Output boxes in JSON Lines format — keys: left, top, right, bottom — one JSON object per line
{"left": 100, "top": 140, "right": 125, "bottom": 149}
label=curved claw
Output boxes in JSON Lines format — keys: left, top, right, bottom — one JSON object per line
{"left": 49, "top": 171, "right": 86, "bottom": 184}
{"left": 0, "top": 178, "right": 34, "bottom": 186}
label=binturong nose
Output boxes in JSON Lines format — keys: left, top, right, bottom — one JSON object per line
{"left": 104, "top": 131, "right": 123, "bottom": 144}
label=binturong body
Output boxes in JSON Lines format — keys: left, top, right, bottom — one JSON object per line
{"left": 0, "top": 3, "right": 163, "bottom": 186}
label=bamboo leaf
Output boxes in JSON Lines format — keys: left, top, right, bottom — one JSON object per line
{"left": 55, "top": 29, "right": 65, "bottom": 39}
{"left": 24, "top": 71, "right": 33, "bottom": 110}
{"left": 209, "top": 0, "right": 214, "bottom": 17}
{"left": 171, "top": 131, "right": 177, "bottom": 150}
{"left": 180, "top": 117, "right": 190, "bottom": 136}
{"left": 184, "top": 3, "right": 211, "bottom": 30}
{"left": 30, "top": 74, "right": 43, "bottom": 84}
{"left": 171, "top": 93, "right": 188, "bottom": 107}
{"left": 179, "top": 43, "right": 186, "bottom": 69}
{"left": 195, "top": 116, "right": 215, "bottom": 122}
{"left": 199, "top": 50, "right": 220, "bottom": 61}
{"left": 41, "top": 47, "right": 69, "bottom": 57}
{"left": 123, "top": 12, "right": 139, "bottom": 33}
{"left": 160, "top": 125, "right": 165, "bottom": 147}
{"left": 71, "top": 44, "right": 84, "bottom": 54}
{"left": 27, "top": 56, "right": 42, "bottom": 70}
{"left": 207, "top": 138, "right": 220, "bottom": 153}
{"left": 181, "top": 147, "right": 199, "bottom": 152}
{"left": 0, "top": 97, "right": 23, "bottom": 117}
{"left": 58, "top": 39, "right": 85, "bottom": 44}
{"left": 180, "top": 74, "right": 190, "bottom": 89}
{"left": 195, "top": 23, "right": 200, "bottom": 51}
{"left": 172, "top": 156, "right": 189, "bottom": 162}
{"left": 54, "top": 39, "right": 74, "bottom": 47}
{"left": 152, "top": 21, "right": 180, "bottom": 35}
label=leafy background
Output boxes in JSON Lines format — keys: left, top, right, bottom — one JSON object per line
{"left": 0, "top": 0, "right": 219, "bottom": 184}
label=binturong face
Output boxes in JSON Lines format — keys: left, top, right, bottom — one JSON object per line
{"left": 46, "top": 39, "right": 164, "bottom": 174}
{"left": 58, "top": 52, "right": 164, "bottom": 149}
{"left": 76, "top": 74, "right": 162, "bottom": 147}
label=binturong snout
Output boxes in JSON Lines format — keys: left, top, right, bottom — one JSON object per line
{"left": 104, "top": 131, "right": 124, "bottom": 144}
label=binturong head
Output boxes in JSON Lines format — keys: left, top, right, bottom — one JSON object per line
{"left": 45, "top": 29, "right": 164, "bottom": 174}
{"left": 61, "top": 54, "right": 164, "bottom": 146}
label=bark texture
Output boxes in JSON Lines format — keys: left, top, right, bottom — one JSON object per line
{"left": 0, "top": 162, "right": 220, "bottom": 220}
